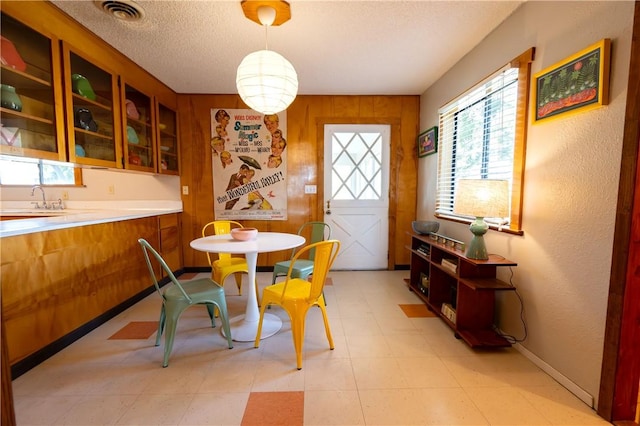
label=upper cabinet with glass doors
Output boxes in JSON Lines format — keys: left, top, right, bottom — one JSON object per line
{"left": 62, "top": 41, "right": 122, "bottom": 169}
{"left": 0, "top": 13, "right": 66, "bottom": 161}
{"left": 122, "top": 83, "right": 155, "bottom": 172}
{"left": 157, "top": 103, "right": 179, "bottom": 175}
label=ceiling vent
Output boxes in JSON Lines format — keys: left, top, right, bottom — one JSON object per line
{"left": 94, "top": 0, "right": 145, "bottom": 22}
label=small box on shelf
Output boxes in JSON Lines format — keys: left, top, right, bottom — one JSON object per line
{"left": 441, "top": 258, "right": 458, "bottom": 274}
{"left": 416, "top": 244, "right": 430, "bottom": 256}
{"left": 419, "top": 272, "right": 429, "bottom": 295}
{"left": 441, "top": 303, "right": 457, "bottom": 323}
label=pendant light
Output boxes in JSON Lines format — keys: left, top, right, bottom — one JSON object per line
{"left": 236, "top": 1, "right": 298, "bottom": 115}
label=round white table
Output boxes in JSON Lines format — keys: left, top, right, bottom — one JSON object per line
{"left": 190, "top": 232, "right": 305, "bottom": 341}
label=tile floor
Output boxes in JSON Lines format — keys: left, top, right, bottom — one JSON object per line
{"left": 12, "top": 271, "right": 611, "bottom": 425}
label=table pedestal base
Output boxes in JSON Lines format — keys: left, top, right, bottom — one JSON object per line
{"left": 222, "top": 313, "right": 282, "bottom": 342}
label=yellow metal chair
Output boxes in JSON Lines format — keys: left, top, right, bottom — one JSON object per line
{"left": 255, "top": 240, "right": 340, "bottom": 370}
{"left": 138, "top": 238, "right": 233, "bottom": 367}
{"left": 271, "top": 221, "right": 331, "bottom": 284}
{"left": 202, "top": 220, "right": 259, "bottom": 302}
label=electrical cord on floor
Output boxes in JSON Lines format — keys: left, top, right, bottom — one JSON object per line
{"left": 494, "top": 266, "right": 528, "bottom": 344}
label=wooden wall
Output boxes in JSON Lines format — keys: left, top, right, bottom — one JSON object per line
{"left": 178, "top": 94, "right": 420, "bottom": 269}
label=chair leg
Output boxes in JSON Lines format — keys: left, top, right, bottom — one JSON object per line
{"left": 214, "top": 300, "right": 234, "bottom": 349}
{"left": 234, "top": 272, "right": 243, "bottom": 295}
{"left": 155, "top": 305, "right": 166, "bottom": 347}
{"left": 162, "top": 310, "right": 181, "bottom": 368}
{"left": 206, "top": 304, "right": 217, "bottom": 328}
{"left": 318, "top": 299, "right": 334, "bottom": 350}
{"left": 289, "top": 307, "right": 308, "bottom": 370}
{"left": 254, "top": 303, "right": 268, "bottom": 348}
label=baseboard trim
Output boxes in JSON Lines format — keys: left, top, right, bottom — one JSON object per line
{"left": 514, "top": 342, "right": 595, "bottom": 408}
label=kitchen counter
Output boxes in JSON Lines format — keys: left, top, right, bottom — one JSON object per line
{"left": 0, "top": 200, "right": 182, "bottom": 238}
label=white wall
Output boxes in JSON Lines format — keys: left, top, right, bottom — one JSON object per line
{"left": 0, "top": 168, "right": 182, "bottom": 204}
{"left": 418, "top": 1, "right": 633, "bottom": 407}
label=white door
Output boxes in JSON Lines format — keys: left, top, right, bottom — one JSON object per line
{"left": 323, "top": 124, "right": 390, "bottom": 270}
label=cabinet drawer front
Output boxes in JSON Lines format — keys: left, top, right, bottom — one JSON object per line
{"left": 159, "top": 213, "right": 178, "bottom": 229}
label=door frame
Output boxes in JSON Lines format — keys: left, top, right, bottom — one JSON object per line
{"left": 598, "top": 2, "right": 640, "bottom": 422}
{"left": 316, "top": 117, "right": 401, "bottom": 270}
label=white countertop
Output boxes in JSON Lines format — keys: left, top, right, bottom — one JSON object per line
{"left": 0, "top": 200, "right": 182, "bottom": 238}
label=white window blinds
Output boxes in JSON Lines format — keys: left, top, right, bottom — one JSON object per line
{"left": 436, "top": 66, "right": 518, "bottom": 224}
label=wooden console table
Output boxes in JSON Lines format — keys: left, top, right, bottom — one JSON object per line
{"left": 406, "top": 232, "right": 517, "bottom": 347}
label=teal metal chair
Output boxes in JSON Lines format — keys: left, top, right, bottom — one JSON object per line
{"left": 138, "top": 238, "right": 233, "bottom": 367}
{"left": 271, "top": 221, "right": 332, "bottom": 284}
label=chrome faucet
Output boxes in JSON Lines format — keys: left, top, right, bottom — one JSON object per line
{"left": 30, "top": 185, "right": 48, "bottom": 209}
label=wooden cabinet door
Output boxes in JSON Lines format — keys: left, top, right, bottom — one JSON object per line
{"left": 156, "top": 102, "right": 179, "bottom": 175}
{"left": 159, "top": 213, "right": 182, "bottom": 274}
{"left": 62, "top": 41, "right": 123, "bottom": 169}
{"left": 122, "top": 82, "right": 156, "bottom": 172}
{"left": 0, "top": 13, "right": 66, "bottom": 161}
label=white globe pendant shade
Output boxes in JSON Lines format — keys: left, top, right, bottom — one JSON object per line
{"left": 236, "top": 49, "right": 298, "bottom": 115}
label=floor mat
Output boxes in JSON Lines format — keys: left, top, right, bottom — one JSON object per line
{"left": 241, "top": 391, "right": 304, "bottom": 426}
{"left": 108, "top": 321, "right": 158, "bottom": 340}
{"left": 399, "top": 303, "right": 437, "bottom": 318}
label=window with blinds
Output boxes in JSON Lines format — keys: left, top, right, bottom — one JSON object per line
{"left": 435, "top": 48, "right": 534, "bottom": 233}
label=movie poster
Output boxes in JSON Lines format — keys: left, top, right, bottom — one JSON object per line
{"left": 211, "top": 109, "right": 287, "bottom": 220}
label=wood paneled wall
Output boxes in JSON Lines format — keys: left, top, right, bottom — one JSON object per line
{"left": 178, "top": 94, "right": 419, "bottom": 269}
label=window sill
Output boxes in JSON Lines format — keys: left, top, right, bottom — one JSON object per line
{"left": 434, "top": 213, "right": 524, "bottom": 236}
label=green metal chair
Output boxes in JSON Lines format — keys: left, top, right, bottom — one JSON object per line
{"left": 271, "top": 221, "right": 332, "bottom": 284}
{"left": 138, "top": 238, "right": 233, "bottom": 367}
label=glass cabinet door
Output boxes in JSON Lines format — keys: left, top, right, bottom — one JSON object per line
{"left": 0, "top": 13, "right": 65, "bottom": 161}
{"left": 157, "top": 102, "right": 179, "bottom": 175}
{"left": 62, "top": 42, "right": 122, "bottom": 168}
{"left": 122, "top": 83, "right": 154, "bottom": 172}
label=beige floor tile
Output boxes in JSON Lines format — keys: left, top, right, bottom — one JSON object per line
{"left": 351, "top": 358, "right": 408, "bottom": 390}
{"left": 53, "top": 395, "right": 135, "bottom": 425}
{"left": 197, "top": 360, "right": 258, "bottom": 393}
{"left": 251, "top": 359, "right": 306, "bottom": 392}
{"left": 179, "top": 392, "right": 250, "bottom": 425}
{"left": 139, "top": 363, "right": 208, "bottom": 395}
{"left": 384, "top": 333, "right": 437, "bottom": 357}
{"left": 518, "top": 383, "right": 612, "bottom": 425}
{"left": 14, "top": 395, "right": 82, "bottom": 425}
{"left": 304, "top": 358, "right": 357, "bottom": 391}
{"left": 115, "top": 393, "right": 193, "bottom": 425}
{"left": 396, "top": 356, "right": 461, "bottom": 388}
{"left": 465, "top": 386, "right": 551, "bottom": 425}
{"left": 359, "top": 388, "right": 489, "bottom": 425}
{"left": 346, "top": 334, "right": 395, "bottom": 358}
{"left": 303, "top": 390, "right": 365, "bottom": 425}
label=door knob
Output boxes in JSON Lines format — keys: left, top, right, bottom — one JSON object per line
{"left": 325, "top": 200, "right": 331, "bottom": 215}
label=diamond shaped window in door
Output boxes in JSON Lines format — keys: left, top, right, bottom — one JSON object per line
{"left": 331, "top": 131, "right": 383, "bottom": 200}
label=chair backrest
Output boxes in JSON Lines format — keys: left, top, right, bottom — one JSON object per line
{"left": 293, "top": 221, "right": 331, "bottom": 260}
{"left": 138, "top": 238, "right": 191, "bottom": 301}
{"left": 284, "top": 240, "right": 340, "bottom": 303}
{"left": 201, "top": 220, "right": 244, "bottom": 264}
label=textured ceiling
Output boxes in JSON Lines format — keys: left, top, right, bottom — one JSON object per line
{"left": 50, "top": 0, "right": 524, "bottom": 95}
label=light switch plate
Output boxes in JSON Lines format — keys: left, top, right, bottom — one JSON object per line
{"left": 304, "top": 185, "right": 317, "bottom": 194}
